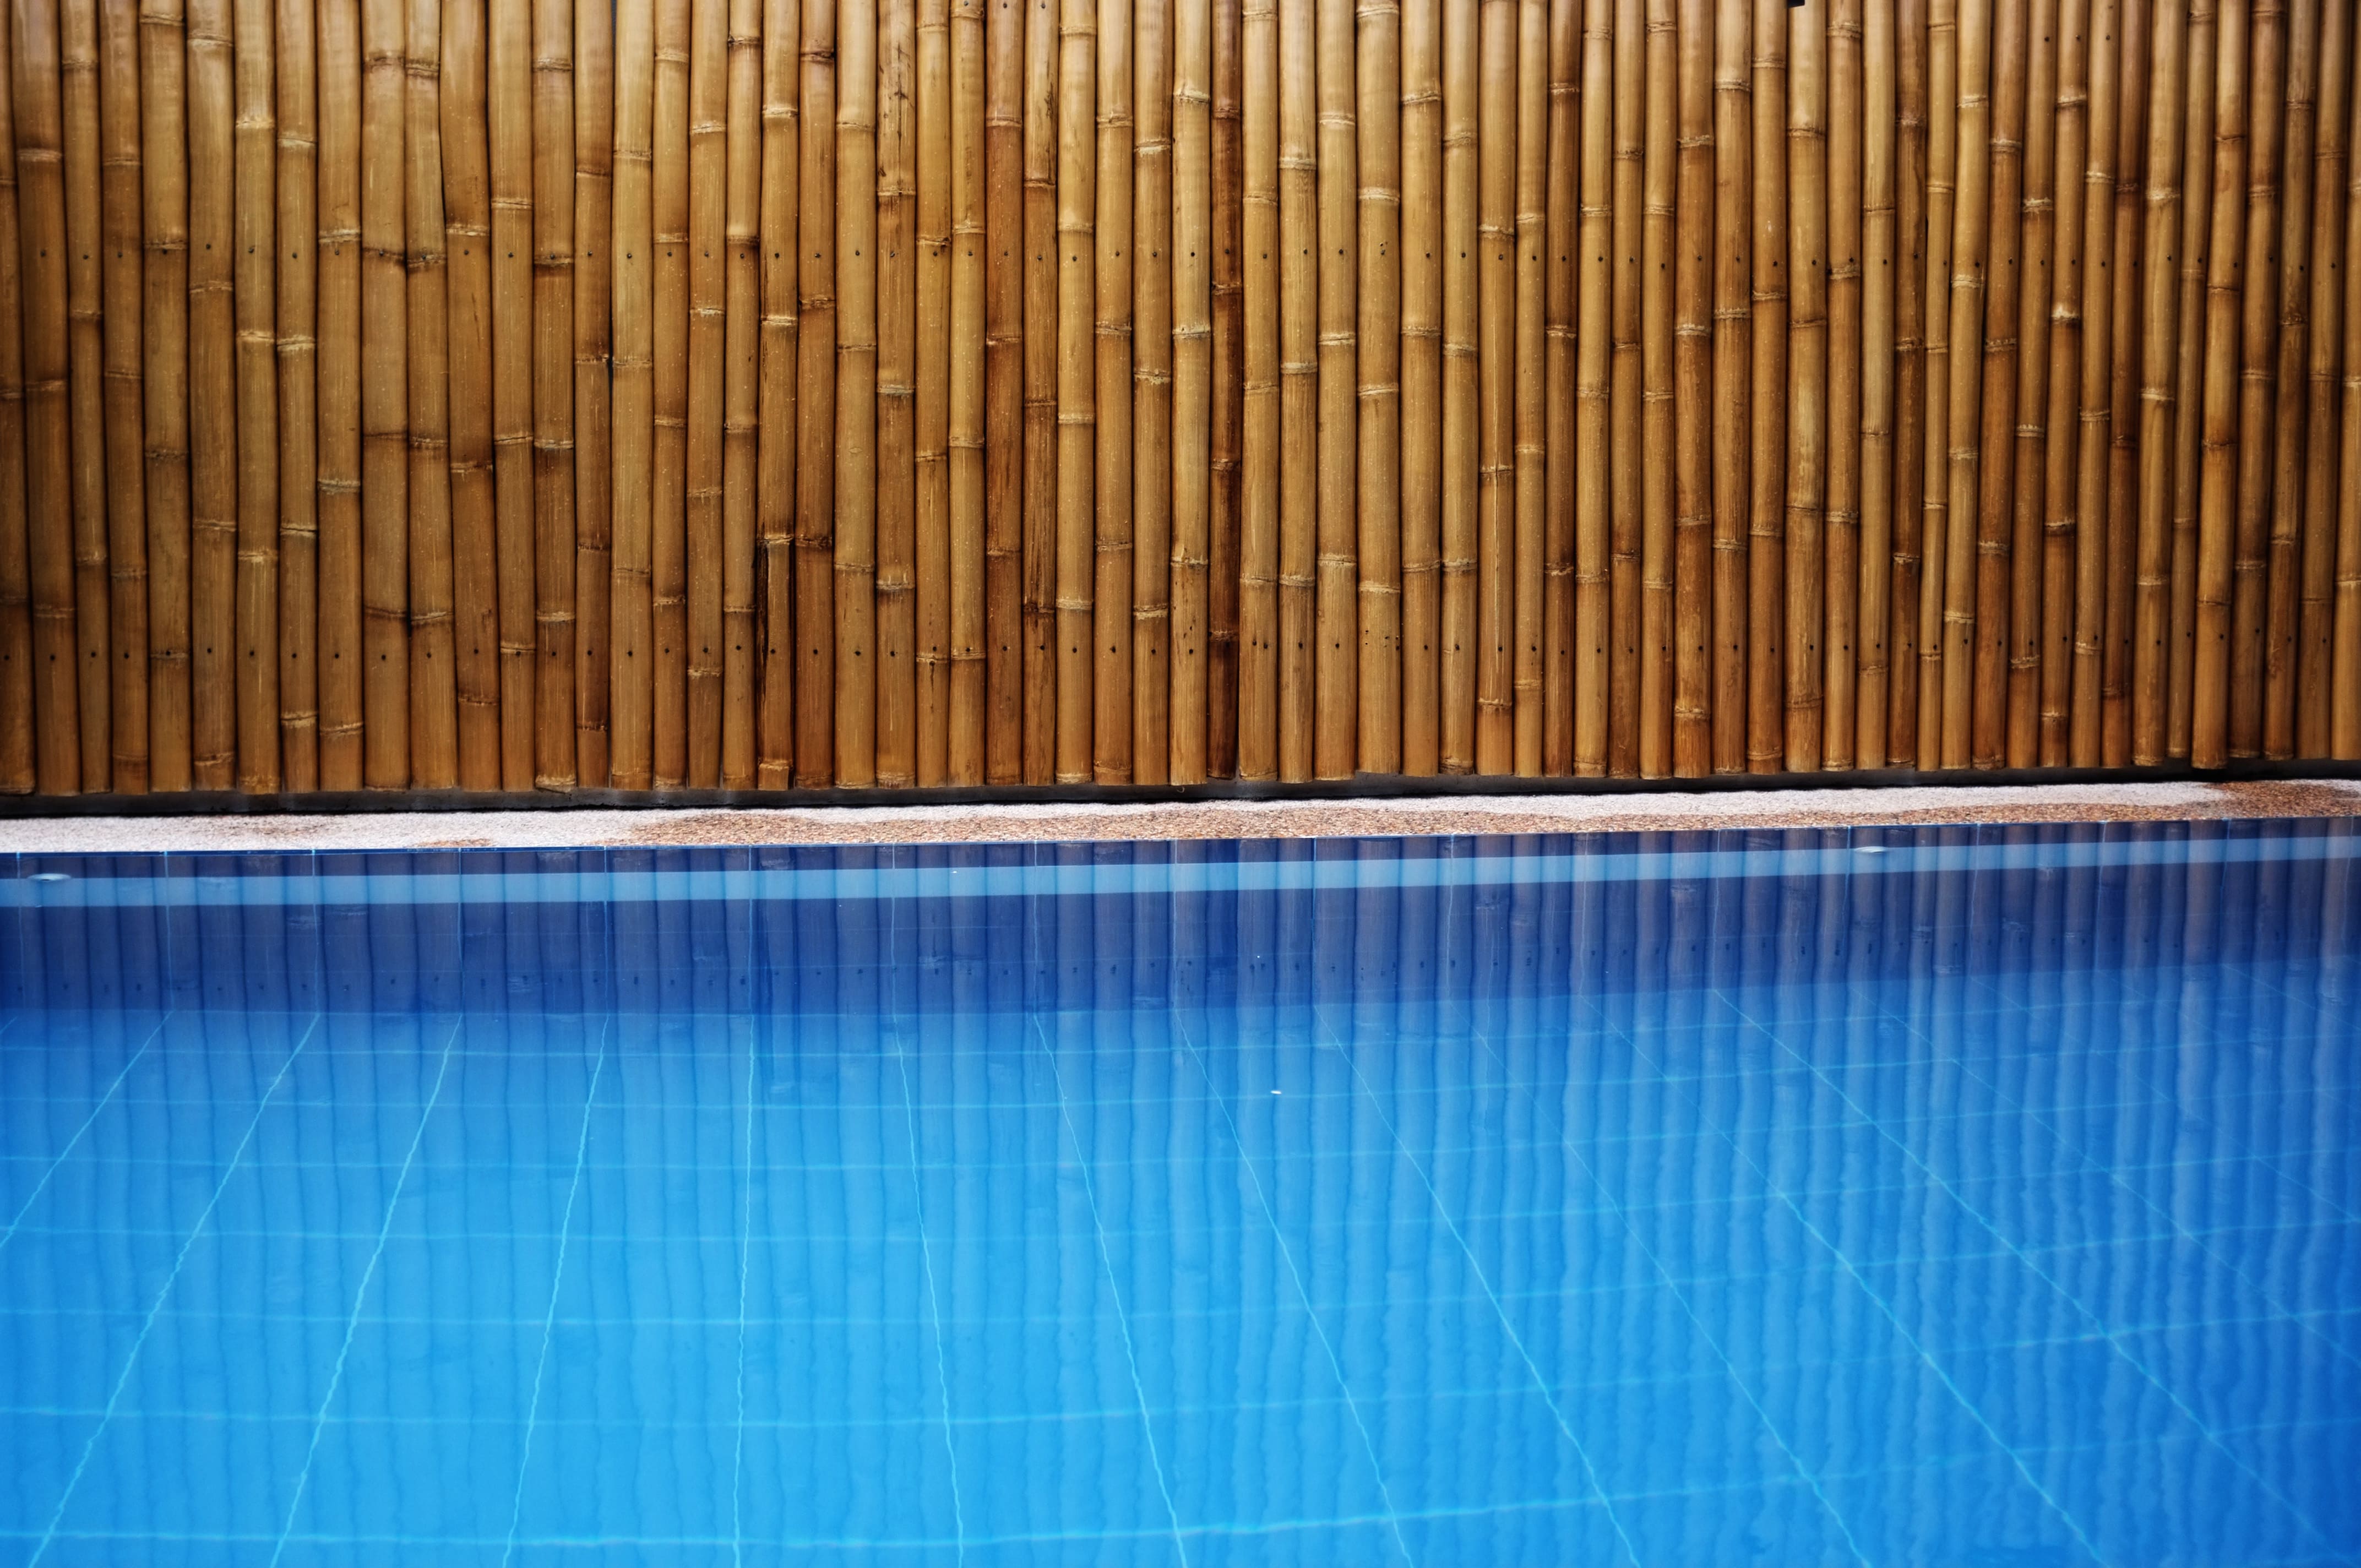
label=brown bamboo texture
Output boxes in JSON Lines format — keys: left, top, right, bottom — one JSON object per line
{"left": 406, "top": 0, "right": 451, "bottom": 788}
{"left": 611, "top": 0, "right": 655, "bottom": 787}
{"left": 444, "top": 0, "right": 497, "bottom": 787}
{"left": 1134, "top": 0, "right": 1170, "bottom": 779}
{"left": 1355, "top": 0, "right": 1397, "bottom": 776}
{"left": 317, "top": 0, "right": 362, "bottom": 786}
{"left": 494, "top": 0, "right": 535, "bottom": 783}
{"left": 577, "top": 0, "right": 614, "bottom": 782}
{"left": 0, "top": 0, "right": 35, "bottom": 792}
{"left": 875, "top": 0, "right": 914, "bottom": 783}
{"left": 917, "top": 0, "right": 951, "bottom": 781}
{"left": 1178, "top": 0, "right": 1215, "bottom": 783}
{"left": 720, "top": 0, "right": 759, "bottom": 786}
{"left": 686, "top": 0, "right": 721, "bottom": 782}
{"left": 100, "top": 0, "right": 144, "bottom": 791}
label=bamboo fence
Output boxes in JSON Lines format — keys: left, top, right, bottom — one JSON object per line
{"left": 6, "top": 0, "right": 2360, "bottom": 795}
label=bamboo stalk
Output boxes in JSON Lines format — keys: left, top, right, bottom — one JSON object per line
{"left": 314, "top": 0, "right": 361, "bottom": 786}
{"left": 610, "top": 0, "right": 654, "bottom": 787}
{"left": 2339, "top": 37, "right": 2361, "bottom": 754}
{"left": 2047, "top": 0, "right": 2095, "bottom": 764}
{"left": 576, "top": 0, "right": 614, "bottom": 783}
{"left": 686, "top": 0, "right": 722, "bottom": 783}
{"left": 1825, "top": 0, "right": 1862, "bottom": 770}
{"left": 1601, "top": 0, "right": 1636, "bottom": 775}
{"left": 2265, "top": 0, "right": 2315, "bottom": 758}
{"left": 494, "top": 0, "right": 536, "bottom": 784}
{"left": 1439, "top": 0, "right": 1474, "bottom": 771}
{"left": 1091, "top": 0, "right": 1129, "bottom": 781}
{"left": 1175, "top": 0, "right": 1211, "bottom": 782}
{"left": 839, "top": 0, "right": 879, "bottom": 782}
{"left": 14, "top": 0, "right": 80, "bottom": 791}
{"left": 1573, "top": 0, "right": 1606, "bottom": 775}
{"left": 1133, "top": 0, "right": 1169, "bottom": 778}
{"left": 135, "top": 0, "right": 186, "bottom": 790}
{"left": 1966, "top": 0, "right": 2020, "bottom": 770}
{"left": 796, "top": 0, "right": 834, "bottom": 782}
{"left": 1915, "top": 0, "right": 1951, "bottom": 765}
{"left": 720, "top": 0, "right": 759, "bottom": 786}
{"left": 1786, "top": 0, "right": 1824, "bottom": 772}
{"left": 756, "top": 0, "right": 798, "bottom": 783}
{"left": 1711, "top": 0, "right": 1749, "bottom": 774}
{"left": 231, "top": 0, "right": 278, "bottom": 790}
{"left": 363, "top": 0, "right": 409, "bottom": 785}
{"left": 1888, "top": 0, "right": 1925, "bottom": 764}
{"left": 916, "top": 0, "right": 951, "bottom": 781}
{"left": 1510, "top": 0, "right": 1543, "bottom": 776}
{"left": 946, "top": 0, "right": 980, "bottom": 780}
{"left": 2007, "top": 0, "right": 2057, "bottom": 768}
{"left": 1938, "top": 0, "right": 1990, "bottom": 770}
{"left": 1672, "top": 0, "right": 1710, "bottom": 774}
{"left": 1052, "top": 0, "right": 1092, "bottom": 783}
{"left": 981, "top": 0, "right": 1014, "bottom": 780}
{"left": 1748, "top": 0, "right": 1785, "bottom": 772}
{"left": 0, "top": 8, "right": 33, "bottom": 792}
{"left": 99, "top": 0, "right": 145, "bottom": 791}
{"left": 2190, "top": 0, "right": 2243, "bottom": 769}
{"left": 2230, "top": 0, "right": 2281, "bottom": 759}
{"left": 2102, "top": 0, "right": 2149, "bottom": 764}
{"left": 1398, "top": 0, "right": 1437, "bottom": 775}
{"left": 1356, "top": 0, "right": 1398, "bottom": 776}
{"left": 2131, "top": 0, "right": 2185, "bottom": 765}
{"left": 1278, "top": 0, "right": 1312, "bottom": 776}
{"left": 1238, "top": 0, "right": 1275, "bottom": 776}
{"left": 2298, "top": 0, "right": 2346, "bottom": 754}
{"left": 2167, "top": 0, "right": 2217, "bottom": 759}
{"left": 273, "top": 0, "right": 315, "bottom": 789}
{"left": 1021, "top": 0, "right": 1053, "bottom": 781}
{"left": 872, "top": 0, "right": 912, "bottom": 783}
{"left": 61, "top": 0, "right": 110, "bottom": 788}
{"left": 443, "top": 0, "right": 497, "bottom": 786}
{"left": 406, "top": 0, "right": 451, "bottom": 788}
{"left": 1312, "top": 0, "right": 1352, "bottom": 777}
{"left": 1857, "top": 0, "right": 1895, "bottom": 767}
{"left": 1208, "top": 0, "right": 1239, "bottom": 775}
{"left": 1542, "top": 0, "right": 1574, "bottom": 774}
{"left": 2070, "top": 0, "right": 2121, "bottom": 762}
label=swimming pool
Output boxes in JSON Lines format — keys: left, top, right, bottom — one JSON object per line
{"left": 2, "top": 821, "right": 2356, "bottom": 1566}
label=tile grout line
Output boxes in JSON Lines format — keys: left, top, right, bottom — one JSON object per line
{"left": 0, "top": 1012, "right": 172, "bottom": 1262}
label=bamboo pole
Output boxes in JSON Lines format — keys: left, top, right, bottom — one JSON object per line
{"left": 1573, "top": 0, "right": 1606, "bottom": 776}
{"left": 62, "top": 0, "right": 110, "bottom": 788}
{"left": 1313, "top": 0, "right": 1352, "bottom": 777}
{"left": 1439, "top": 0, "right": 1473, "bottom": 771}
{"left": 99, "top": 0, "right": 145, "bottom": 791}
{"left": 2008, "top": 0, "right": 2058, "bottom": 769}
{"left": 1021, "top": 0, "right": 1053, "bottom": 781}
{"left": 916, "top": 0, "right": 950, "bottom": 782}
{"left": 610, "top": 0, "right": 654, "bottom": 787}
{"left": 1090, "top": 0, "right": 1129, "bottom": 781}
{"left": 14, "top": 0, "right": 79, "bottom": 791}
{"left": 1938, "top": 0, "right": 1990, "bottom": 770}
{"left": 1857, "top": 0, "right": 1895, "bottom": 767}
{"left": 1542, "top": 0, "right": 1574, "bottom": 774}
{"left": 1786, "top": 0, "right": 1824, "bottom": 772}
{"left": 494, "top": 0, "right": 536, "bottom": 784}
{"left": 1178, "top": 0, "right": 1215, "bottom": 782}
{"left": 1209, "top": 0, "right": 1239, "bottom": 775}
{"left": 445, "top": 0, "right": 499, "bottom": 786}
{"left": 2190, "top": 0, "right": 2243, "bottom": 769}
{"left": 270, "top": 0, "right": 314, "bottom": 789}
{"left": 2231, "top": 0, "right": 2281, "bottom": 759}
{"left": 874, "top": 0, "right": 913, "bottom": 785}
{"left": 1966, "top": 0, "right": 2020, "bottom": 770}
{"left": 2338, "top": 40, "right": 2361, "bottom": 754}
{"left": 314, "top": 0, "right": 361, "bottom": 786}
{"left": 840, "top": 0, "right": 879, "bottom": 782}
{"left": 1915, "top": 0, "right": 1951, "bottom": 766}
{"left": 1396, "top": 0, "right": 1436, "bottom": 774}
{"left": 576, "top": 0, "right": 614, "bottom": 783}
{"left": 2265, "top": 0, "right": 2315, "bottom": 758}
{"left": 754, "top": 0, "right": 797, "bottom": 785}
{"left": 1238, "top": 0, "right": 1275, "bottom": 776}
{"left": 1356, "top": 0, "right": 1398, "bottom": 776}
{"left": 720, "top": 0, "right": 759, "bottom": 786}
{"left": 1133, "top": 0, "right": 1169, "bottom": 778}
{"left": 1826, "top": 0, "right": 1862, "bottom": 770}
{"left": 1278, "top": 0, "right": 1312, "bottom": 776}
{"left": 2103, "top": 0, "right": 2149, "bottom": 764}
{"left": 981, "top": 0, "right": 1014, "bottom": 780}
{"left": 1637, "top": 0, "right": 1672, "bottom": 774}
{"left": 796, "top": 0, "right": 834, "bottom": 783}
{"left": 363, "top": 0, "right": 409, "bottom": 785}
{"left": 1606, "top": 0, "right": 1639, "bottom": 775}
{"left": 1711, "top": 0, "right": 1749, "bottom": 774}
{"left": 1052, "top": 0, "right": 1092, "bottom": 783}
{"left": 0, "top": 9, "right": 32, "bottom": 792}
{"left": 2298, "top": 0, "right": 2346, "bottom": 754}
{"left": 135, "top": 0, "right": 186, "bottom": 790}
{"left": 1749, "top": 0, "right": 1785, "bottom": 773}
{"left": 945, "top": 0, "right": 980, "bottom": 780}
{"left": 1888, "top": 0, "right": 1925, "bottom": 764}
{"left": 2131, "top": 0, "right": 2185, "bottom": 764}
{"left": 406, "top": 0, "right": 451, "bottom": 788}
{"left": 686, "top": 0, "right": 722, "bottom": 783}
{"left": 1513, "top": 0, "right": 1547, "bottom": 776}
{"left": 231, "top": 0, "right": 278, "bottom": 790}
{"left": 2048, "top": 0, "right": 2096, "bottom": 764}
{"left": 1672, "top": 0, "right": 1709, "bottom": 774}
{"left": 2167, "top": 0, "right": 2217, "bottom": 759}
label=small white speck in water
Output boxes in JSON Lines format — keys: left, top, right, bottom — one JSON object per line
{"left": 1271, "top": 1088, "right": 1281, "bottom": 1095}
{"left": 28, "top": 873, "right": 67, "bottom": 883}
{"left": 1854, "top": 845, "right": 1890, "bottom": 855}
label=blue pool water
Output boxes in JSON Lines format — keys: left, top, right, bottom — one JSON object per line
{"left": 1, "top": 821, "right": 2358, "bottom": 1567}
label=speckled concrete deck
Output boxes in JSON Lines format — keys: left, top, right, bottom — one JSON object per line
{"left": 2, "top": 780, "right": 2358, "bottom": 853}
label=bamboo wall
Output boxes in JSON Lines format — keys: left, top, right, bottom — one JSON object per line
{"left": 2, "top": 0, "right": 2359, "bottom": 796}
